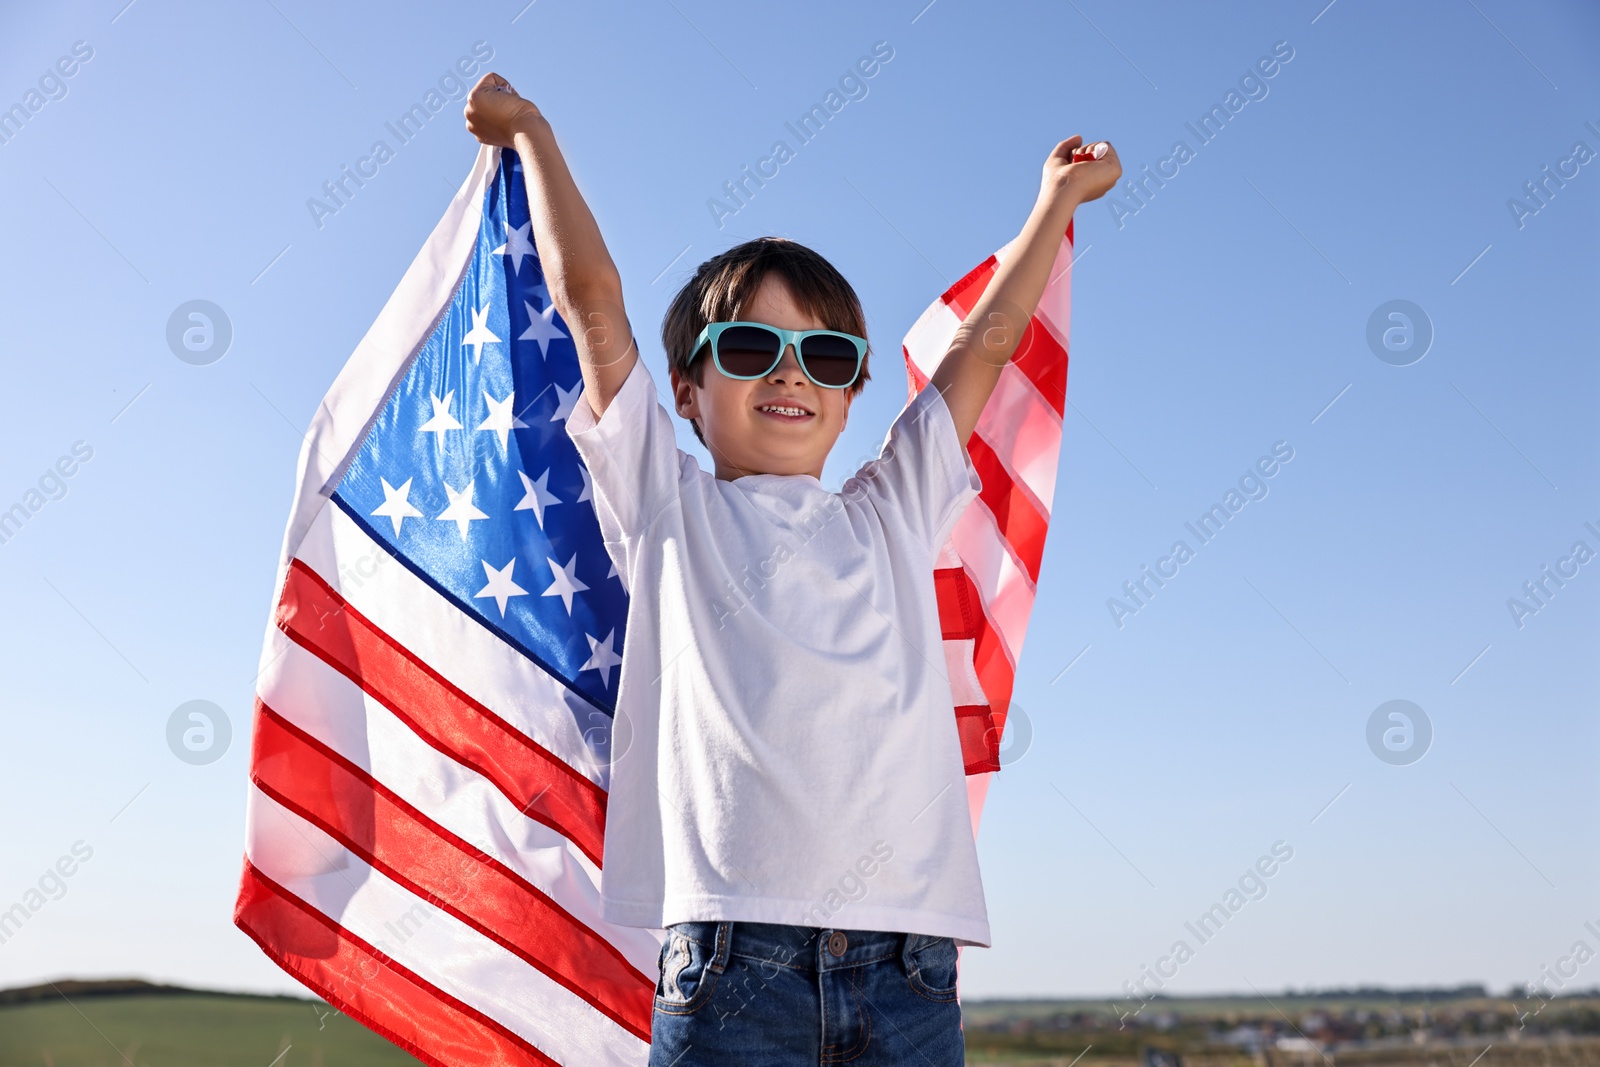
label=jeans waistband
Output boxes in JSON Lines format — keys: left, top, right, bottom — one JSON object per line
{"left": 667, "top": 920, "right": 940, "bottom": 974}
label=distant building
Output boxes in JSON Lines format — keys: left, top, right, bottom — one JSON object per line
{"left": 1275, "top": 1036, "right": 1323, "bottom": 1054}
{"left": 1218, "top": 1025, "right": 1269, "bottom": 1051}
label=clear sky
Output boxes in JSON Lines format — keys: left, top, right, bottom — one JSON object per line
{"left": 0, "top": 0, "right": 1595, "bottom": 1005}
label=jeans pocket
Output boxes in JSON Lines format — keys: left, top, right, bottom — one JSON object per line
{"left": 905, "top": 934, "right": 960, "bottom": 1002}
{"left": 654, "top": 928, "right": 723, "bottom": 1015}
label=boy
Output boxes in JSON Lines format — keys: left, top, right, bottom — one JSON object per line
{"left": 464, "top": 72, "right": 1119, "bottom": 1065}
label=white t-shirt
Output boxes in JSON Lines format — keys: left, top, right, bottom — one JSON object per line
{"left": 564, "top": 355, "right": 991, "bottom": 947}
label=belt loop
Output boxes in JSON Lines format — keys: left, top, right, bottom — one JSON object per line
{"left": 709, "top": 920, "right": 733, "bottom": 974}
{"left": 900, "top": 931, "right": 917, "bottom": 975}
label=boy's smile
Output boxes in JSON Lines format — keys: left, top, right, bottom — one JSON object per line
{"left": 670, "top": 273, "right": 855, "bottom": 482}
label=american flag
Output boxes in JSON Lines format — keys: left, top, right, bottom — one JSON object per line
{"left": 235, "top": 144, "right": 1071, "bottom": 1066}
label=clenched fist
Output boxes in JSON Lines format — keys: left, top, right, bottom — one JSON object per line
{"left": 1042, "top": 135, "right": 1121, "bottom": 207}
{"left": 463, "top": 71, "right": 542, "bottom": 147}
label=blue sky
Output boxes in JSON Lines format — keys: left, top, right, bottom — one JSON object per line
{"left": 0, "top": 0, "right": 1595, "bottom": 1004}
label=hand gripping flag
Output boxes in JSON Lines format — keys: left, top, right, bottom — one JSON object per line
{"left": 235, "top": 144, "right": 1071, "bottom": 1066}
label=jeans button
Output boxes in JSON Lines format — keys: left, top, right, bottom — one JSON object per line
{"left": 827, "top": 931, "right": 848, "bottom": 957}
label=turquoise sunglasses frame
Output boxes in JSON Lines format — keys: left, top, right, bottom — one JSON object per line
{"left": 689, "top": 321, "right": 867, "bottom": 389}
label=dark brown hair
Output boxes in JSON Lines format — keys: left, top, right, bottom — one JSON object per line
{"left": 661, "top": 237, "right": 872, "bottom": 446}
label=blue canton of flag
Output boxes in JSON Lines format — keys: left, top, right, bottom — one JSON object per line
{"left": 333, "top": 151, "right": 626, "bottom": 722}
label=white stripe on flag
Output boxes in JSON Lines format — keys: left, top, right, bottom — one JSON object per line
{"left": 975, "top": 375, "right": 1063, "bottom": 518}
{"left": 244, "top": 787, "right": 649, "bottom": 1067}
{"left": 257, "top": 632, "right": 664, "bottom": 976}
{"left": 292, "top": 503, "right": 612, "bottom": 790}
{"left": 942, "top": 637, "right": 986, "bottom": 707}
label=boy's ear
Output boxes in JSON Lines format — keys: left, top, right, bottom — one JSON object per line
{"left": 669, "top": 364, "right": 698, "bottom": 420}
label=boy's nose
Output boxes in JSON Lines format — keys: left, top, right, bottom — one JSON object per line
{"left": 768, "top": 344, "right": 805, "bottom": 382}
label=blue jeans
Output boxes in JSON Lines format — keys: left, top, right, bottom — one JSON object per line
{"left": 648, "top": 920, "right": 965, "bottom": 1066}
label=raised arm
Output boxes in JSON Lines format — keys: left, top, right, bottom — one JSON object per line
{"left": 464, "top": 73, "right": 637, "bottom": 419}
{"left": 928, "top": 135, "right": 1121, "bottom": 458}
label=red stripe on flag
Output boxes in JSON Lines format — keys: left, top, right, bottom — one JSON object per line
{"left": 276, "top": 559, "right": 608, "bottom": 867}
{"left": 251, "top": 701, "right": 654, "bottom": 1040}
{"left": 234, "top": 861, "right": 560, "bottom": 1067}
{"left": 935, "top": 257, "right": 1069, "bottom": 417}
{"left": 943, "top": 254, "right": 1000, "bottom": 316}
{"left": 954, "top": 705, "right": 1001, "bottom": 775}
{"left": 935, "top": 566, "right": 1019, "bottom": 775}
{"left": 934, "top": 566, "right": 980, "bottom": 643}
{"left": 966, "top": 433, "right": 1048, "bottom": 584}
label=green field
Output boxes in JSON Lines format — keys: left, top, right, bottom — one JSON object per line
{"left": 0, "top": 991, "right": 422, "bottom": 1067}
{"left": 6, "top": 982, "right": 1597, "bottom": 1067}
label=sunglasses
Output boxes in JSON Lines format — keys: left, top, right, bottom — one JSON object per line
{"left": 689, "top": 321, "right": 867, "bottom": 389}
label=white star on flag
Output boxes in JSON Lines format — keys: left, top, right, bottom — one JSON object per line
{"left": 551, "top": 380, "right": 583, "bottom": 423}
{"left": 419, "top": 392, "right": 463, "bottom": 435}
{"left": 513, "top": 469, "right": 562, "bottom": 528}
{"left": 519, "top": 299, "right": 568, "bottom": 358}
{"left": 576, "top": 463, "right": 593, "bottom": 505}
{"left": 492, "top": 219, "right": 536, "bottom": 275}
{"left": 579, "top": 628, "right": 622, "bottom": 688}
{"left": 542, "top": 553, "right": 590, "bottom": 615}
{"left": 371, "top": 477, "right": 424, "bottom": 536}
{"left": 476, "top": 389, "right": 528, "bottom": 450}
{"left": 462, "top": 303, "right": 501, "bottom": 364}
{"left": 435, "top": 480, "right": 489, "bottom": 540}
{"left": 473, "top": 557, "right": 528, "bottom": 617}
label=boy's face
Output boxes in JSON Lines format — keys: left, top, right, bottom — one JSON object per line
{"left": 670, "top": 273, "right": 855, "bottom": 482}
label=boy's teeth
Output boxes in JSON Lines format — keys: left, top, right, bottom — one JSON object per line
{"left": 762, "top": 405, "right": 808, "bottom": 416}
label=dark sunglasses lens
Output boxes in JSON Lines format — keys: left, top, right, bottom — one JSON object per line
{"left": 716, "top": 326, "right": 782, "bottom": 377}
{"left": 799, "top": 333, "right": 860, "bottom": 387}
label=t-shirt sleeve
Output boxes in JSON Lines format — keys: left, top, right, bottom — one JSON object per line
{"left": 848, "top": 383, "right": 983, "bottom": 554}
{"left": 563, "top": 356, "right": 683, "bottom": 547}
